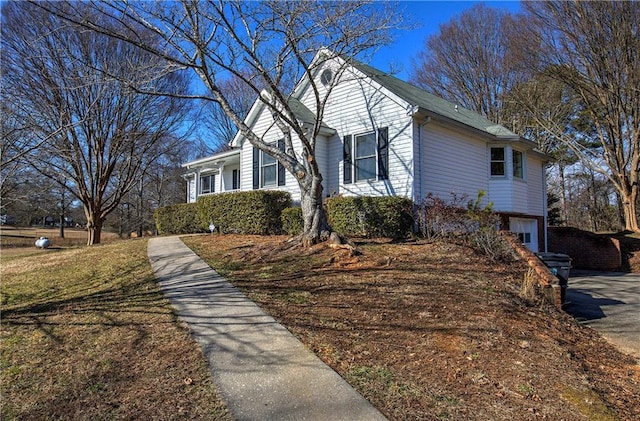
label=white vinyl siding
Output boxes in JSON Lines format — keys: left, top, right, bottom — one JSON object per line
{"left": 419, "top": 123, "right": 489, "bottom": 204}
{"left": 305, "top": 64, "right": 414, "bottom": 198}
{"left": 238, "top": 107, "right": 302, "bottom": 201}
{"left": 526, "top": 155, "right": 545, "bottom": 215}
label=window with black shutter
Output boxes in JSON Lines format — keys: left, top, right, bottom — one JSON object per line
{"left": 254, "top": 142, "right": 286, "bottom": 188}
{"left": 343, "top": 127, "right": 389, "bottom": 183}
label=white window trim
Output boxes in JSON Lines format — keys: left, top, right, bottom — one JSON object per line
{"left": 490, "top": 147, "right": 506, "bottom": 178}
{"left": 512, "top": 149, "right": 525, "bottom": 180}
{"left": 260, "top": 145, "right": 277, "bottom": 188}
{"left": 199, "top": 173, "right": 215, "bottom": 194}
{"left": 354, "top": 131, "right": 377, "bottom": 182}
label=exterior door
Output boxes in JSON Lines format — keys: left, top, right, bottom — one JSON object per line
{"left": 509, "top": 217, "right": 538, "bottom": 252}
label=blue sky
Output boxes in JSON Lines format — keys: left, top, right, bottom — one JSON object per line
{"left": 371, "top": 1, "right": 521, "bottom": 80}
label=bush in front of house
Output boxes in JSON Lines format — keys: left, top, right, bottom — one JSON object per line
{"left": 281, "top": 207, "right": 303, "bottom": 235}
{"left": 197, "top": 190, "right": 292, "bottom": 235}
{"left": 326, "top": 196, "right": 414, "bottom": 239}
{"left": 415, "top": 191, "right": 515, "bottom": 262}
{"left": 154, "top": 203, "right": 204, "bottom": 235}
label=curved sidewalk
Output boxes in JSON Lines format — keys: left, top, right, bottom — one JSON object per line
{"left": 147, "top": 236, "right": 387, "bottom": 421}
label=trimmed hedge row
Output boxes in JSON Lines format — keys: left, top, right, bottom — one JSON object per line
{"left": 154, "top": 203, "right": 204, "bottom": 235}
{"left": 155, "top": 194, "right": 414, "bottom": 239}
{"left": 155, "top": 191, "right": 291, "bottom": 235}
{"left": 281, "top": 207, "right": 304, "bottom": 235}
{"left": 326, "top": 196, "right": 414, "bottom": 239}
{"left": 197, "top": 191, "right": 292, "bottom": 234}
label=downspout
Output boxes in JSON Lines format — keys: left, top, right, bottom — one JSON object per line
{"left": 416, "top": 116, "right": 431, "bottom": 202}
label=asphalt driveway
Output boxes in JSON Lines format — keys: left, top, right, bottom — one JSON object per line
{"left": 564, "top": 270, "right": 640, "bottom": 360}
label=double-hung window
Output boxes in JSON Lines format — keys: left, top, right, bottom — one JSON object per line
{"left": 252, "top": 140, "right": 285, "bottom": 189}
{"left": 343, "top": 127, "right": 389, "bottom": 184}
{"left": 261, "top": 149, "right": 277, "bottom": 187}
{"left": 512, "top": 150, "right": 524, "bottom": 179}
{"left": 355, "top": 132, "right": 377, "bottom": 181}
{"left": 199, "top": 174, "right": 215, "bottom": 194}
{"left": 490, "top": 147, "right": 505, "bottom": 177}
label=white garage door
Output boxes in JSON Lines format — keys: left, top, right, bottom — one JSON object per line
{"left": 509, "top": 217, "right": 538, "bottom": 252}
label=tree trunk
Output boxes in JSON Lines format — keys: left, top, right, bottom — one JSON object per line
{"left": 299, "top": 174, "right": 330, "bottom": 247}
{"left": 59, "top": 214, "right": 65, "bottom": 238}
{"left": 620, "top": 189, "right": 639, "bottom": 232}
{"left": 86, "top": 212, "right": 103, "bottom": 245}
{"left": 558, "top": 163, "right": 568, "bottom": 225}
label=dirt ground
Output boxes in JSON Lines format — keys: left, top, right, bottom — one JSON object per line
{"left": 184, "top": 234, "right": 640, "bottom": 421}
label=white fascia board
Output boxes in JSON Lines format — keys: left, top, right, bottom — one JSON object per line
{"left": 182, "top": 148, "right": 241, "bottom": 169}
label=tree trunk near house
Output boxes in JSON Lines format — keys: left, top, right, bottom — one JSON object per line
{"left": 299, "top": 173, "right": 331, "bottom": 247}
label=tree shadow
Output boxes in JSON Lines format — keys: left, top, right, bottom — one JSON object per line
{"left": 563, "top": 289, "right": 625, "bottom": 322}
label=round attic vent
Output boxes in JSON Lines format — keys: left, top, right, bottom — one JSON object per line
{"left": 320, "top": 68, "right": 333, "bottom": 86}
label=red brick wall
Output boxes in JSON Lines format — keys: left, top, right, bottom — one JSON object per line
{"left": 547, "top": 227, "right": 622, "bottom": 271}
{"left": 503, "top": 234, "right": 563, "bottom": 308}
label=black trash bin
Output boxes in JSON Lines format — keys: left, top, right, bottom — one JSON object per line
{"left": 536, "top": 253, "right": 572, "bottom": 304}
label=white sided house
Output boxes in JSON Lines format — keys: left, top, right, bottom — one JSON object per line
{"left": 183, "top": 52, "right": 549, "bottom": 252}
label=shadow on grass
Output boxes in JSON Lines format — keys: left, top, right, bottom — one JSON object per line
{"left": 2, "top": 260, "right": 179, "bottom": 335}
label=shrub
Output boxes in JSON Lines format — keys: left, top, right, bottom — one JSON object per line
{"left": 415, "top": 191, "right": 515, "bottom": 262}
{"left": 197, "top": 190, "right": 291, "bottom": 235}
{"left": 154, "top": 203, "right": 204, "bottom": 235}
{"left": 281, "top": 207, "right": 304, "bottom": 235}
{"left": 326, "top": 196, "right": 414, "bottom": 239}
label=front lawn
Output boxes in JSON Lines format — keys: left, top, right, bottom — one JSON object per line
{"left": 1, "top": 239, "right": 230, "bottom": 420}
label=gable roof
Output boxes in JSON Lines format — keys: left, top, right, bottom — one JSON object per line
{"left": 347, "top": 59, "right": 521, "bottom": 141}
{"left": 230, "top": 91, "right": 333, "bottom": 148}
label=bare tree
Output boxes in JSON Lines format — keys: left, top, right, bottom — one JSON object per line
{"left": 522, "top": 0, "right": 640, "bottom": 232}
{"left": 40, "top": 0, "right": 402, "bottom": 246}
{"left": 202, "top": 74, "right": 259, "bottom": 153}
{"left": 2, "top": 1, "right": 192, "bottom": 244}
{"left": 409, "top": 4, "right": 526, "bottom": 126}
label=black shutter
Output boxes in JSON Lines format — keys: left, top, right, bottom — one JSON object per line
{"left": 212, "top": 174, "right": 216, "bottom": 193}
{"left": 343, "top": 134, "right": 353, "bottom": 184}
{"left": 377, "top": 127, "right": 389, "bottom": 180}
{"left": 277, "top": 138, "right": 286, "bottom": 186}
{"left": 232, "top": 169, "right": 239, "bottom": 190}
{"left": 252, "top": 147, "right": 260, "bottom": 189}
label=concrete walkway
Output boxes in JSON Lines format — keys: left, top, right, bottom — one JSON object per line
{"left": 147, "top": 236, "right": 387, "bottom": 421}
{"left": 564, "top": 270, "right": 640, "bottom": 361}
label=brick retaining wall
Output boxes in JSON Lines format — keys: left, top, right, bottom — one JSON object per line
{"left": 547, "top": 227, "right": 622, "bottom": 271}
{"left": 503, "top": 233, "right": 563, "bottom": 308}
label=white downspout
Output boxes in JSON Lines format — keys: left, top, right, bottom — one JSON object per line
{"left": 416, "top": 116, "right": 431, "bottom": 202}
